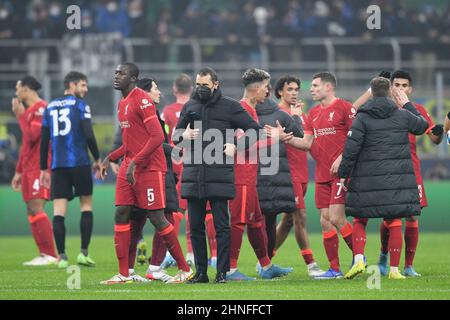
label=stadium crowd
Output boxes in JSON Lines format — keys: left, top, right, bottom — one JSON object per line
{"left": 1, "top": 0, "right": 450, "bottom": 63}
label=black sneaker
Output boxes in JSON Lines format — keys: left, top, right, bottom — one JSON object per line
{"left": 187, "top": 272, "right": 209, "bottom": 284}
{"left": 215, "top": 272, "right": 227, "bottom": 284}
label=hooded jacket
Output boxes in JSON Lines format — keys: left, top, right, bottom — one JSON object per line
{"left": 256, "top": 98, "right": 304, "bottom": 215}
{"left": 338, "top": 97, "right": 429, "bottom": 219}
{"left": 174, "top": 87, "right": 261, "bottom": 200}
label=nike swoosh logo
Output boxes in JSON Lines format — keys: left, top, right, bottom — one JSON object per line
{"left": 334, "top": 196, "right": 342, "bottom": 200}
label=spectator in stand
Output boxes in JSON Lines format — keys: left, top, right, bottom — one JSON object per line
{"left": 95, "top": 0, "right": 130, "bottom": 37}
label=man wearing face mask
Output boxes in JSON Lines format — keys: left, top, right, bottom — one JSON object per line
{"left": 173, "top": 67, "right": 262, "bottom": 283}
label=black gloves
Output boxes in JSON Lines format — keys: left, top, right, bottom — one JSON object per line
{"left": 431, "top": 124, "right": 444, "bottom": 136}
{"left": 379, "top": 71, "right": 391, "bottom": 80}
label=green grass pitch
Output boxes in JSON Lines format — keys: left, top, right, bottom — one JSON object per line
{"left": 0, "top": 233, "right": 449, "bottom": 300}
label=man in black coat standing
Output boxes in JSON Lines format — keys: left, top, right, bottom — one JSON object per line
{"left": 173, "top": 67, "right": 262, "bottom": 283}
{"left": 338, "top": 77, "right": 429, "bottom": 280}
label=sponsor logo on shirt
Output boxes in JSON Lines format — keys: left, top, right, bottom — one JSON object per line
{"left": 315, "top": 127, "right": 337, "bottom": 137}
{"left": 35, "top": 107, "right": 45, "bottom": 116}
{"left": 140, "top": 99, "right": 153, "bottom": 110}
{"left": 119, "top": 121, "right": 130, "bottom": 128}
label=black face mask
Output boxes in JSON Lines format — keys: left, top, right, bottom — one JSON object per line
{"left": 196, "top": 86, "right": 212, "bottom": 102}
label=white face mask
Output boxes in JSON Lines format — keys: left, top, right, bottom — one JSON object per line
{"left": 0, "top": 9, "right": 9, "bottom": 20}
{"left": 107, "top": 2, "right": 118, "bottom": 12}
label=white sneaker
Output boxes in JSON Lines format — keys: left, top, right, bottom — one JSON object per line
{"left": 166, "top": 269, "right": 193, "bottom": 284}
{"left": 100, "top": 274, "right": 133, "bottom": 285}
{"left": 307, "top": 262, "right": 325, "bottom": 277}
{"left": 129, "top": 272, "right": 150, "bottom": 283}
{"left": 145, "top": 266, "right": 174, "bottom": 282}
{"left": 23, "top": 254, "right": 58, "bottom": 266}
{"left": 186, "top": 252, "right": 195, "bottom": 267}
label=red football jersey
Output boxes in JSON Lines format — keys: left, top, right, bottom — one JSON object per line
{"left": 409, "top": 103, "right": 435, "bottom": 179}
{"left": 303, "top": 98, "right": 356, "bottom": 183}
{"left": 109, "top": 87, "right": 167, "bottom": 173}
{"left": 162, "top": 102, "right": 184, "bottom": 144}
{"left": 234, "top": 100, "right": 259, "bottom": 186}
{"left": 16, "top": 100, "right": 49, "bottom": 173}
{"left": 279, "top": 104, "right": 309, "bottom": 183}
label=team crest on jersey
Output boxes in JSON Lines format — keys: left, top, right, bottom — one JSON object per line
{"left": 140, "top": 99, "right": 153, "bottom": 110}
{"left": 328, "top": 111, "right": 335, "bottom": 122}
{"left": 35, "top": 107, "right": 45, "bottom": 116}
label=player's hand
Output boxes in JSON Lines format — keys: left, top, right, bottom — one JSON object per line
{"left": 126, "top": 160, "right": 136, "bottom": 185}
{"left": 92, "top": 158, "right": 101, "bottom": 173}
{"left": 340, "top": 178, "right": 348, "bottom": 192}
{"left": 378, "top": 71, "right": 391, "bottom": 80}
{"left": 392, "top": 88, "right": 410, "bottom": 108}
{"left": 330, "top": 154, "right": 343, "bottom": 177}
{"left": 11, "top": 172, "right": 21, "bottom": 191}
{"left": 182, "top": 123, "right": 200, "bottom": 140}
{"left": 98, "top": 156, "right": 110, "bottom": 180}
{"left": 431, "top": 124, "right": 444, "bottom": 137}
{"left": 290, "top": 101, "right": 305, "bottom": 117}
{"left": 110, "top": 162, "right": 120, "bottom": 175}
{"left": 12, "top": 97, "right": 25, "bottom": 117}
{"left": 39, "top": 170, "right": 50, "bottom": 189}
{"left": 264, "top": 121, "right": 293, "bottom": 142}
{"left": 223, "top": 143, "right": 236, "bottom": 157}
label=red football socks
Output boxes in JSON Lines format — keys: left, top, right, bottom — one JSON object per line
{"left": 352, "top": 218, "right": 368, "bottom": 256}
{"left": 28, "top": 212, "right": 57, "bottom": 257}
{"left": 323, "top": 229, "right": 340, "bottom": 271}
{"left": 340, "top": 222, "right": 353, "bottom": 251}
{"left": 158, "top": 224, "right": 190, "bottom": 272}
{"left": 386, "top": 219, "right": 403, "bottom": 267}
{"left": 405, "top": 220, "right": 419, "bottom": 267}
{"left": 114, "top": 224, "right": 131, "bottom": 277}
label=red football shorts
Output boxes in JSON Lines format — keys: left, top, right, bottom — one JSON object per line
{"left": 21, "top": 170, "right": 50, "bottom": 202}
{"left": 292, "top": 176, "right": 307, "bottom": 209}
{"left": 115, "top": 167, "right": 166, "bottom": 211}
{"left": 229, "top": 184, "right": 263, "bottom": 225}
{"left": 315, "top": 178, "right": 346, "bottom": 209}
{"left": 416, "top": 175, "right": 428, "bottom": 208}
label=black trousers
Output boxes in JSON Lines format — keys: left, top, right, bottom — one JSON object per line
{"left": 187, "top": 198, "right": 230, "bottom": 275}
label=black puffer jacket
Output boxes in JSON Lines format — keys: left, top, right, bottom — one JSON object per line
{"left": 338, "top": 98, "right": 429, "bottom": 219}
{"left": 174, "top": 87, "right": 261, "bottom": 200}
{"left": 162, "top": 143, "right": 179, "bottom": 213}
{"left": 256, "top": 98, "right": 304, "bottom": 215}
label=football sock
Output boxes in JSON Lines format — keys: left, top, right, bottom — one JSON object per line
{"left": 405, "top": 220, "right": 419, "bottom": 267}
{"left": 29, "top": 212, "right": 56, "bottom": 257}
{"left": 114, "top": 224, "right": 131, "bottom": 277}
{"left": 53, "top": 215, "right": 66, "bottom": 257}
{"left": 340, "top": 221, "right": 353, "bottom": 251}
{"left": 352, "top": 218, "right": 367, "bottom": 256}
{"left": 80, "top": 211, "right": 93, "bottom": 254}
{"left": 128, "top": 212, "right": 147, "bottom": 269}
{"left": 323, "top": 229, "right": 340, "bottom": 271}
{"left": 301, "top": 249, "right": 315, "bottom": 265}
{"left": 230, "top": 223, "right": 245, "bottom": 269}
{"left": 386, "top": 220, "right": 403, "bottom": 268}
{"left": 247, "top": 223, "right": 271, "bottom": 268}
{"left": 158, "top": 224, "right": 190, "bottom": 272}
